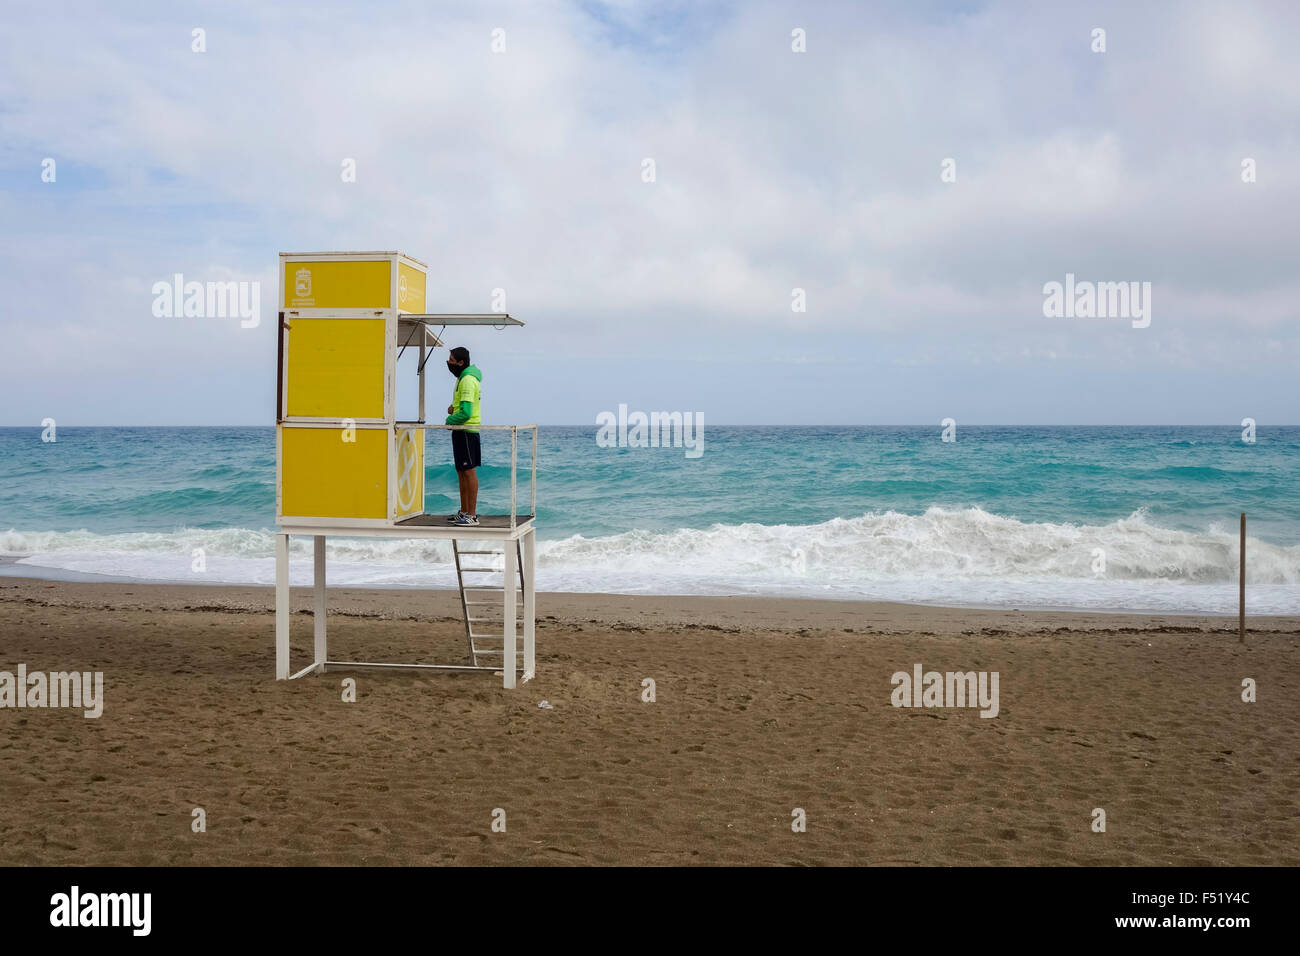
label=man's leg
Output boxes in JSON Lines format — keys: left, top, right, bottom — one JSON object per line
{"left": 464, "top": 467, "right": 478, "bottom": 516}
{"left": 452, "top": 432, "right": 467, "bottom": 515}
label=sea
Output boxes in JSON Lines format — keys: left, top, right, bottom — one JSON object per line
{"left": 1, "top": 425, "right": 1297, "bottom": 615}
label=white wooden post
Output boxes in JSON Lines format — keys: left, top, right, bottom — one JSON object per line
{"left": 503, "top": 536, "right": 518, "bottom": 688}
{"left": 510, "top": 426, "right": 517, "bottom": 528}
{"left": 313, "top": 535, "right": 327, "bottom": 673}
{"left": 275, "top": 533, "right": 290, "bottom": 679}
{"left": 523, "top": 528, "right": 536, "bottom": 679}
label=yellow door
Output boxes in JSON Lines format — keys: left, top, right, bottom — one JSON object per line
{"left": 285, "top": 318, "right": 386, "bottom": 419}
{"left": 280, "top": 426, "right": 387, "bottom": 519}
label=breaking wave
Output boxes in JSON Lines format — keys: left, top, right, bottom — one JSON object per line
{"left": 3, "top": 507, "right": 1298, "bottom": 614}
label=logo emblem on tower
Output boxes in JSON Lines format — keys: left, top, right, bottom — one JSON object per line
{"left": 295, "top": 267, "right": 311, "bottom": 299}
{"left": 395, "top": 429, "right": 421, "bottom": 513}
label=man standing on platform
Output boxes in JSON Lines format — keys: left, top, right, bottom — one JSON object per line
{"left": 444, "top": 346, "right": 482, "bottom": 526}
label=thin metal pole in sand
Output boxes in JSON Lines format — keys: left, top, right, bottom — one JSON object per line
{"left": 1239, "top": 512, "right": 1246, "bottom": 644}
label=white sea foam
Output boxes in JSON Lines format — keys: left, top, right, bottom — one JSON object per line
{"left": 3, "top": 508, "right": 1298, "bottom": 613}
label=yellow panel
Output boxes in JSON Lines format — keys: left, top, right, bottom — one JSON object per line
{"left": 397, "top": 262, "right": 427, "bottom": 314}
{"left": 281, "top": 426, "right": 387, "bottom": 519}
{"left": 284, "top": 259, "right": 391, "bottom": 309}
{"left": 393, "top": 427, "right": 425, "bottom": 518}
{"left": 286, "top": 318, "right": 386, "bottom": 418}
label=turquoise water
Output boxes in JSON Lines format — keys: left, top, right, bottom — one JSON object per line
{"left": 1, "top": 425, "right": 1298, "bottom": 613}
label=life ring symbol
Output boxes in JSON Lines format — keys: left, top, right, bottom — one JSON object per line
{"left": 395, "top": 431, "right": 420, "bottom": 512}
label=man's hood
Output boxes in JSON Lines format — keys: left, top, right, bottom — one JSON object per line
{"left": 460, "top": 364, "right": 482, "bottom": 382}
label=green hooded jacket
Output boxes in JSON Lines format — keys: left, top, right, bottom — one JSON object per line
{"left": 445, "top": 364, "right": 481, "bottom": 432}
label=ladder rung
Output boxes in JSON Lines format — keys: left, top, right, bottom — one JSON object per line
{"left": 457, "top": 550, "right": 503, "bottom": 555}
{"left": 459, "top": 567, "right": 503, "bottom": 573}
{"left": 464, "top": 601, "right": 522, "bottom": 607}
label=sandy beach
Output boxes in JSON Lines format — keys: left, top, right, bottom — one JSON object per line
{"left": 0, "top": 575, "right": 1295, "bottom": 866}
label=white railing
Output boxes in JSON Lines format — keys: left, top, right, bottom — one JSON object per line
{"left": 420, "top": 424, "right": 538, "bottom": 528}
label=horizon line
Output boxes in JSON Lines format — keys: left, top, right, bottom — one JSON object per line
{"left": 2, "top": 423, "right": 1295, "bottom": 430}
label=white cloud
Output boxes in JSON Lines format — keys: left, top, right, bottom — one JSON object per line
{"left": 0, "top": 0, "right": 1297, "bottom": 424}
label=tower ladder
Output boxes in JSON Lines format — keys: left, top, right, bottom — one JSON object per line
{"left": 452, "top": 538, "right": 526, "bottom": 668}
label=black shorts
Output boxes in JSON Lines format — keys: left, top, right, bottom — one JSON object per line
{"left": 451, "top": 430, "right": 481, "bottom": 472}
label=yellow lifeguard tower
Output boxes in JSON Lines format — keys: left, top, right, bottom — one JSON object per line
{"left": 274, "top": 251, "right": 537, "bottom": 688}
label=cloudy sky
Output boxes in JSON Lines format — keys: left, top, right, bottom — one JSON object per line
{"left": 1, "top": 0, "right": 1297, "bottom": 426}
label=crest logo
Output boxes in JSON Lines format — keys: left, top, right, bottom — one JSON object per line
{"left": 395, "top": 430, "right": 421, "bottom": 512}
{"left": 295, "top": 267, "right": 311, "bottom": 299}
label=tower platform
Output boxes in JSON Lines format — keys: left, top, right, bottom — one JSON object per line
{"left": 274, "top": 516, "right": 536, "bottom": 688}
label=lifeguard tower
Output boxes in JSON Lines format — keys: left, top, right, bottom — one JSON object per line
{"left": 274, "top": 251, "right": 537, "bottom": 688}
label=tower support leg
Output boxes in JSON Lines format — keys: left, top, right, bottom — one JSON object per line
{"left": 503, "top": 536, "right": 518, "bottom": 689}
{"left": 275, "top": 533, "right": 290, "bottom": 679}
{"left": 313, "top": 535, "right": 327, "bottom": 673}
{"left": 523, "top": 529, "right": 536, "bottom": 680}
